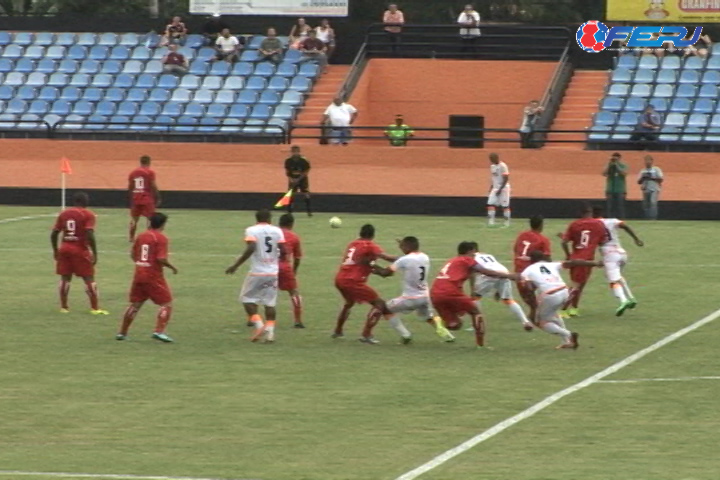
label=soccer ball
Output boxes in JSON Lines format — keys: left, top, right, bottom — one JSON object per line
{"left": 329, "top": 216, "right": 342, "bottom": 228}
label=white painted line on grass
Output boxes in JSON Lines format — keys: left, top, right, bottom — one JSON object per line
{"left": 395, "top": 307, "right": 720, "bottom": 480}
{"left": 0, "top": 213, "right": 57, "bottom": 224}
{"left": 597, "top": 376, "right": 720, "bottom": 384}
{"left": 0, "top": 470, "right": 258, "bottom": 480}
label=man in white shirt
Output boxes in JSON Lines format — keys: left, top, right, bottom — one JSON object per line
{"left": 457, "top": 4, "right": 480, "bottom": 53}
{"left": 215, "top": 28, "right": 243, "bottom": 63}
{"left": 322, "top": 97, "right": 358, "bottom": 145}
{"left": 487, "top": 153, "right": 511, "bottom": 227}
{"left": 225, "top": 209, "right": 285, "bottom": 343}
{"left": 637, "top": 155, "right": 664, "bottom": 220}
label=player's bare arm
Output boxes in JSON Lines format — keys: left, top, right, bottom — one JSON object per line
{"left": 473, "top": 264, "right": 520, "bottom": 281}
{"left": 560, "top": 238, "right": 571, "bottom": 259}
{"left": 620, "top": 223, "right": 644, "bottom": 247}
{"left": 87, "top": 229, "right": 98, "bottom": 265}
{"left": 293, "top": 256, "right": 301, "bottom": 274}
{"left": 378, "top": 252, "right": 398, "bottom": 262}
{"left": 152, "top": 180, "right": 161, "bottom": 207}
{"left": 50, "top": 229, "right": 60, "bottom": 259}
{"left": 225, "top": 241, "right": 256, "bottom": 274}
{"left": 371, "top": 264, "right": 394, "bottom": 278}
{"left": 157, "top": 257, "right": 178, "bottom": 275}
{"left": 127, "top": 178, "right": 134, "bottom": 206}
{"left": 562, "top": 259, "right": 603, "bottom": 268}
{"left": 497, "top": 174, "right": 509, "bottom": 192}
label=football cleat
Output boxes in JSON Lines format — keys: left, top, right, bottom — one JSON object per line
{"left": 401, "top": 336, "right": 413, "bottom": 345}
{"left": 90, "top": 309, "right": 110, "bottom": 315}
{"left": 246, "top": 321, "right": 255, "bottom": 327}
{"left": 250, "top": 325, "right": 266, "bottom": 342}
{"left": 152, "top": 332, "right": 174, "bottom": 343}
{"left": 567, "top": 307, "right": 579, "bottom": 317}
{"left": 293, "top": 322, "right": 306, "bottom": 329}
{"left": 523, "top": 322, "right": 534, "bottom": 332}
{"left": 615, "top": 301, "right": 633, "bottom": 317}
{"left": 331, "top": 332, "right": 344, "bottom": 339}
{"left": 358, "top": 336, "right": 380, "bottom": 345}
{"left": 627, "top": 298, "right": 638, "bottom": 309}
{"left": 60, "top": 308, "right": 70, "bottom": 314}
{"left": 264, "top": 331, "right": 275, "bottom": 343}
{"left": 115, "top": 334, "right": 126, "bottom": 341}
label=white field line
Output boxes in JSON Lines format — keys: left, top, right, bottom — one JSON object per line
{"left": 0, "top": 213, "right": 57, "bottom": 224}
{"left": 0, "top": 470, "right": 258, "bottom": 480}
{"left": 597, "top": 376, "right": 720, "bottom": 384}
{"left": 395, "top": 307, "right": 720, "bottom": 480}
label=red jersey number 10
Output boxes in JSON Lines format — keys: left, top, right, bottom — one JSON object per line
{"left": 140, "top": 244, "right": 150, "bottom": 262}
{"left": 134, "top": 177, "right": 145, "bottom": 191}
{"left": 66, "top": 219, "right": 76, "bottom": 235}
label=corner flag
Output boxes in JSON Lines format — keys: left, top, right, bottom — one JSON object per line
{"left": 60, "top": 157, "right": 72, "bottom": 174}
{"left": 274, "top": 189, "right": 293, "bottom": 209}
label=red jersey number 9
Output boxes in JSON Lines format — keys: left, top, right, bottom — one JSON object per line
{"left": 66, "top": 219, "right": 76, "bottom": 235}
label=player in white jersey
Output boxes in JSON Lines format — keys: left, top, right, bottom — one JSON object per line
{"left": 592, "top": 206, "right": 644, "bottom": 317}
{"left": 487, "top": 153, "right": 511, "bottom": 227}
{"left": 371, "top": 237, "right": 455, "bottom": 343}
{"left": 225, "top": 209, "right": 285, "bottom": 343}
{"left": 521, "top": 251, "right": 602, "bottom": 349}
{"left": 471, "top": 246, "right": 533, "bottom": 331}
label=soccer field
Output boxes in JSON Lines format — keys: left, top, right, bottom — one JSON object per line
{"left": 1, "top": 206, "right": 719, "bottom": 480}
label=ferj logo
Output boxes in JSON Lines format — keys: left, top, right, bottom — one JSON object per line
{"left": 576, "top": 20, "right": 703, "bottom": 53}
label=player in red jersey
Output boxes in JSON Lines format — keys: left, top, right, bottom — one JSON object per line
{"left": 51, "top": 192, "right": 108, "bottom": 315}
{"left": 332, "top": 224, "right": 397, "bottom": 344}
{"left": 513, "top": 215, "right": 552, "bottom": 322}
{"left": 128, "top": 155, "right": 161, "bottom": 243}
{"left": 560, "top": 203, "right": 608, "bottom": 317}
{"left": 431, "top": 241, "right": 518, "bottom": 347}
{"left": 278, "top": 213, "right": 305, "bottom": 328}
{"left": 117, "top": 212, "right": 178, "bottom": 343}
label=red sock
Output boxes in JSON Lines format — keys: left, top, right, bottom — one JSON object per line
{"left": 129, "top": 221, "right": 137, "bottom": 242}
{"left": 362, "top": 307, "right": 383, "bottom": 338}
{"left": 472, "top": 313, "right": 486, "bottom": 347}
{"left": 59, "top": 280, "right": 70, "bottom": 309}
{"left": 155, "top": 305, "right": 172, "bottom": 333}
{"left": 334, "top": 304, "right": 352, "bottom": 335}
{"left": 571, "top": 283, "right": 586, "bottom": 308}
{"left": 291, "top": 294, "right": 303, "bottom": 324}
{"left": 120, "top": 305, "right": 139, "bottom": 335}
{"left": 84, "top": 280, "right": 99, "bottom": 310}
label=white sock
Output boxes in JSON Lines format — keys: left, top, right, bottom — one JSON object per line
{"left": 265, "top": 322, "right": 275, "bottom": 334}
{"left": 487, "top": 208, "right": 496, "bottom": 224}
{"left": 389, "top": 316, "right": 411, "bottom": 338}
{"left": 254, "top": 319, "right": 265, "bottom": 330}
{"left": 506, "top": 300, "right": 529, "bottom": 324}
{"left": 541, "top": 321, "right": 571, "bottom": 342}
{"left": 610, "top": 282, "right": 627, "bottom": 303}
{"left": 619, "top": 277, "right": 634, "bottom": 300}
{"left": 504, "top": 208, "right": 511, "bottom": 225}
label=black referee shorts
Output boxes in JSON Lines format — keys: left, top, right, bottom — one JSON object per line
{"left": 289, "top": 176, "right": 310, "bottom": 193}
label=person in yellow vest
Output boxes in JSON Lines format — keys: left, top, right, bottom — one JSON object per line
{"left": 384, "top": 115, "right": 414, "bottom": 146}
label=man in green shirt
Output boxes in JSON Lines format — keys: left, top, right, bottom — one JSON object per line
{"left": 384, "top": 115, "right": 414, "bottom": 146}
{"left": 603, "top": 152, "right": 628, "bottom": 219}
{"left": 259, "top": 27, "right": 284, "bottom": 64}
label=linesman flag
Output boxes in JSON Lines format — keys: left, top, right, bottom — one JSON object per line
{"left": 274, "top": 189, "right": 293, "bottom": 209}
{"left": 60, "top": 156, "right": 73, "bottom": 174}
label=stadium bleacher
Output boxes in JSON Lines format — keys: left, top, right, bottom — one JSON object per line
{"left": 0, "top": 32, "right": 317, "bottom": 136}
{"left": 590, "top": 51, "right": 720, "bottom": 145}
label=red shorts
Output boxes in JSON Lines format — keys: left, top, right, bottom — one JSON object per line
{"left": 278, "top": 264, "right": 297, "bottom": 291}
{"left": 569, "top": 265, "right": 593, "bottom": 284}
{"left": 431, "top": 292, "right": 477, "bottom": 329}
{"left": 335, "top": 279, "right": 378, "bottom": 304}
{"left": 131, "top": 202, "right": 155, "bottom": 219}
{"left": 129, "top": 279, "right": 172, "bottom": 305}
{"left": 56, "top": 247, "right": 94, "bottom": 277}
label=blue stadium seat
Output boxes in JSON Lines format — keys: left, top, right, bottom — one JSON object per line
{"left": 120, "top": 33, "right": 140, "bottom": 47}
{"left": 246, "top": 76, "right": 267, "bottom": 90}
{"left": 126, "top": 88, "right": 148, "bottom": 102}
{"left": 110, "top": 46, "right": 130, "bottom": 61}
{"left": 0, "top": 85, "right": 13, "bottom": 101}
{"left": 242, "top": 119, "right": 266, "bottom": 134}
{"left": 26, "top": 72, "right": 47, "bottom": 87}
{"left": 258, "top": 90, "right": 280, "bottom": 105}
{"left": 16, "top": 86, "right": 37, "bottom": 100}
{"left": 665, "top": 112, "right": 686, "bottom": 127}
{"left": 79, "top": 59, "right": 100, "bottom": 74}
{"left": 42, "top": 113, "right": 61, "bottom": 126}
{"left": 189, "top": 60, "right": 209, "bottom": 76}
{"left": 170, "top": 88, "right": 191, "bottom": 103}
{"left": 123, "top": 60, "right": 144, "bottom": 75}
{"left": 221, "top": 117, "right": 242, "bottom": 132}
{"left": 175, "top": 115, "right": 198, "bottom": 131}
{"left": 298, "top": 62, "right": 319, "bottom": 78}
{"left": 236, "top": 90, "right": 258, "bottom": 104}
{"left": 130, "top": 115, "right": 153, "bottom": 131}
{"left": 86, "top": 114, "right": 108, "bottom": 130}
{"left": 15, "top": 58, "right": 35, "bottom": 73}
{"left": 706, "top": 55, "right": 720, "bottom": 69}
{"left": 201, "top": 76, "right": 223, "bottom": 90}
{"left": 223, "top": 76, "right": 244, "bottom": 90}
{"left": 273, "top": 104, "right": 295, "bottom": 120}
{"left": 38, "top": 86, "right": 59, "bottom": 102}
{"left": 0, "top": 59, "right": 12, "bottom": 72}
{"left": 593, "top": 111, "right": 616, "bottom": 126}
{"left": 135, "top": 73, "right": 157, "bottom": 89}
{"left": 587, "top": 124, "right": 610, "bottom": 141}
{"left": 46, "top": 46, "right": 66, "bottom": 60}
{"left": 653, "top": 83, "right": 673, "bottom": 97}
{"left": 193, "top": 90, "right": 214, "bottom": 104}
{"left": 17, "top": 113, "right": 43, "bottom": 129}
{"left": 687, "top": 113, "right": 709, "bottom": 127}
{"left": 0, "top": 113, "right": 17, "bottom": 128}
{"left": 196, "top": 47, "right": 216, "bottom": 61}
{"left": 89, "top": 45, "right": 109, "bottom": 60}
{"left": 670, "top": 97, "right": 692, "bottom": 113}
{"left": 77, "top": 33, "right": 97, "bottom": 46}
{"left": 73, "top": 100, "right": 94, "bottom": 116}
{"left": 13, "top": 32, "right": 34, "bottom": 46}
{"left": 617, "top": 111, "right": 638, "bottom": 126}
{"left": 104, "top": 87, "right": 125, "bottom": 102}
{"left": 185, "top": 34, "right": 205, "bottom": 49}
{"left": 209, "top": 62, "right": 231, "bottom": 76}
{"left": 34, "top": 32, "right": 55, "bottom": 46}
{"left": 289, "top": 76, "right": 311, "bottom": 92}
{"left": 98, "top": 33, "right": 118, "bottom": 47}
{"left": 0, "top": 32, "right": 12, "bottom": 46}
{"left": 247, "top": 36, "right": 264, "bottom": 49}
{"left": 82, "top": 87, "right": 103, "bottom": 102}
{"left": 280, "top": 90, "right": 303, "bottom": 105}
{"left": 706, "top": 127, "right": 720, "bottom": 142}
{"left": 184, "top": 102, "right": 205, "bottom": 117}
{"left": 633, "top": 68, "right": 655, "bottom": 83}
{"left": 276, "top": 62, "right": 297, "bottom": 78}
{"left": 648, "top": 97, "right": 668, "bottom": 112}
{"left": 149, "top": 88, "right": 170, "bottom": 102}
{"left": 152, "top": 115, "right": 173, "bottom": 131}
{"left": 96, "top": 101, "right": 117, "bottom": 116}
{"left": 608, "top": 125, "right": 632, "bottom": 141}
{"left": 47, "top": 73, "right": 68, "bottom": 87}
{"left": 267, "top": 77, "right": 289, "bottom": 91}
{"left": 68, "top": 45, "right": 87, "bottom": 61}
{"left": 117, "top": 101, "right": 138, "bottom": 116}
{"left": 284, "top": 49, "right": 302, "bottom": 64}
{"left": 601, "top": 96, "right": 624, "bottom": 112}
{"left": 240, "top": 50, "right": 261, "bottom": 62}
{"left": 144, "top": 60, "right": 163, "bottom": 75}
{"left": 101, "top": 60, "right": 122, "bottom": 74}
{"left": 227, "top": 104, "right": 249, "bottom": 118}
{"left": 24, "top": 45, "right": 45, "bottom": 60}
{"left": 93, "top": 73, "right": 114, "bottom": 88}
{"left": 206, "top": 104, "right": 227, "bottom": 117}
{"left": 152, "top": 46, "right": 168, "bottom": 60}
{"left": 249, "top": 104, "right": 272, "bottom": 120}
{"left": 4, "top": 72, "right": 25, "bottom": 86}
{"left": 659, "top": 56, "right": 680, "bottom": 70}
{"left": 3, "top": 44, "right": 24, "bottom": 59}
{"left": 58, "top": 59, "right": 78, "bottom": 74}
{"left": 180, "top": 74, "right": 201, "bottom": 90}
{"left": 682, "top": 127, "right": 704, "bottom": 142}
{"left": 131, "top": 46, "right": 151, "bottom": 61}
{"left": 60, "top": 86, "right": 82, "bottom": 101}
{"left": 254, "top": 62, "right": 275, "bottom": 77}
{"left": 679, "top": 70, "right": 700, "bottom": 83}
{"left": 178, "top": 47, "right": 195, "bottom": 61}
{"left": 214, "top": 89, "right": 235, "bottom": 104}
{"left": 676, "top": 84, "right": 696, "bottom": 97}
{"left": 158, "top": 74, "right": 179, "bottom": 89}
{"left": 694, "top": 98, "right": 715, "bottom": 113}
{"left": 139, "top": 101, "right": 161, "bottom": 116}
{"left": 711, "top": 113, "right": 720, "bottom": 127}
{"left": 58, "top": 114, "right": 85, "bottom": 130}
{"left": 113, "top": 73, "right": 135, "bottom": 88}
{"left": 655, "top": 69, "right": 677, "bottom": 84}
{"left": 611, "top": 68, "right": 631, "bottom": 83}
{"left": 49, "top": 99, "right": 70, "bottom": 115}
{"left": 55, "top": 33, "right": 76, "bottom": 46}
{"left": 698, "top": 84, "right": 718, "bottom": 98}
{"left": 198, "top": 116, "right": 221, "bottom": 132}
{"left": 701, "top": 70, "right": 720, "bottom": 84}
{"left": 161, "top": 102, "right": 182, "bottom": 116}
{"left": 108, "top": 115, "right": 130, "bottom": 130}
{"left": 684, "top": 56, "right": 705, "bottom": 70}
{"left": 28, "top": 100, "right": 49, "bottom": 115}
{"left": 638, "top": 55, "right": 658, "bottom": 69}
{"left": 616, "top": 55, "right": 638, "bottom": 70}
{"left": 37, "top": 59, "right": 57, "bottom": 74}
{"left": 232, "top": 62, "right": 253, "bottom": 76}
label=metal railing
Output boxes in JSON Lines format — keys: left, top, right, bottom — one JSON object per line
{"left": 336, "top": 40, "right": 368, "bottom": 100}
{"left": 532, "top": 43, "right": 574, "bottom": 147}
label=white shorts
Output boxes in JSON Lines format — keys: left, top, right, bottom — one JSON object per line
{"left": 240, "top": 275, "right": 279, "bottom": 307}
{"left": 473, "top": 277, "right": 513, "bottom": 300}
{"left": 536, "top": 288, "right": 569, "bottom": 323}
{"left": 386, "top": 296, "right": 434, "bottom": 318}
{"left": 487, "top": 187, "right": 510, "bottom": 208}
{"left": 601, "top": 248, "right": 628, "bottom": 283}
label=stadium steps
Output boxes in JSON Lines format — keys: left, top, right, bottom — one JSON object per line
{"left": 292, "top": 65, "right": 351, "bottom": 143}
{"left": 547, "top": 70, "right": 608, "bottom": 148}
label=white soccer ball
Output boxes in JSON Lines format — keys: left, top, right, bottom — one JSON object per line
{"left": 329, "top": 216, "right": 342, "bottom": 228}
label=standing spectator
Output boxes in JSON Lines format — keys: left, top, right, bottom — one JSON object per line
{"left": 457, "top": 4, "right": 480, "bottom": 53}
{"left": 383, "top": 4, "right": 405, "bottom": 53}
{"left": 299, "top": 30, "right": 328, "bottom": 72}
{"left": 161, "top": 16, "right": 187, "bottom": 46}
{"left": 202, "top": 16, "right": 230, "bottom": 45}
{"left": 603, "top": 152, "right": 628, "bottom": 219}
{"left": 289, "top": 17, "right": 312, "bottom": 49}
{"left": 323, "top": 97, "right": 358, "bottom": 145}
{"left": 316, "top": 19, "right": 336, "bottom": 60}
{"left": 637, "top": 155, "right": 664, "bottom": 220}
{"left": 384, "top": 114, "right": 414, "bottom": 146}
{"left": 215, "top": 28, "right": 243, "bottom": 63}
{"left": 686, "top": 32, "right": 712, "bottom": 58}
{"left": 630, "top": 104, "right": 661, "bottom": 144}
{"left": 161, "top": 44, "right": 188, "bottom": 75}
{"left": 519, "top": 99, "right": 544, "bottom": 148}
{"left": 259, "top": 28, "right": 284, "bottom": 65}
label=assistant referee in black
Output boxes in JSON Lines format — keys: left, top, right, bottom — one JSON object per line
{"left": 284, "top": 145, "right": 312, "bottom": 216}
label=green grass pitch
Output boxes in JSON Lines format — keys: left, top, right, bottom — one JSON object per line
{"left": 1, "top": 206, "right": 719, "bottom": 480}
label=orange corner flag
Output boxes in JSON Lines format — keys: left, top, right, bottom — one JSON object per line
{"left": 274, "top": 189, "right": 293, "bottom": 209}
{"left": 60, "top": 157, "right": 72, "bottom": 175}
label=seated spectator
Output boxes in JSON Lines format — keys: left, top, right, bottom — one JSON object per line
{"left": 316, "top": 19, "right": 336, "bottom": 60}
{"left": 289, "top": 17, "right": 313, "bottom": 49}
{"left": 161, "top": 16, "right": 187, "bottom": 46}
{"left": 686, "top": 32, "right": 712, "bottom": 58}
{"left": 630, "top": 105, "right": 661, "bottom": 144}
{"left": 162, "top": 44, "right": 188, "bottom": 75}
{"left": 203, "top": 16, "right": 230, "bottom": 45}
{"left": 215, "top": 28, "right": 243, "bottom": 63}
{"left": 299, "top": 30, "right": 328, "bottom": 72}
{"left": 259, "top": 28, "right": 284, "bottom": 65}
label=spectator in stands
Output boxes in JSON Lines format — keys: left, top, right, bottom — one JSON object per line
{"left": 519, "top": 99, "right": 544, "bottom": 148}
{"left": 161, "top": 44, "right": 189, "bottom": 75}
{"left": 603, "top": 152, "right": 628, "bottom": 219}
{"left": 316, "top": 19, "right": 336, "bottom": 60}
{"left": 383, "top": 4, "right": 405, "bottom": 53}
{"left": 638, "top": 155, "right": 664, "bottom": 220}
{"left": 299, "top": 30, "right": 328, "bottom": 72}
{"left": 215, "top": 28, "right": 243, "bottom": 63}
{"left": 289, "top": 17, "right": 313, "bottom": 49}
{"left": 630, "top": 105, "right": 661, "bottom": 144}
{"left": 641, "top": 32, "right": 664, "bottom": 58}
{"left": 259, "top": 28, "right": 284, "bottom": 65}
{"left": 458, "top": 4, "right": 481, "bottom": 53}
{"left": 203, "top": 16, "right": 230, "bottom": 45}
{"left": 323, "top": 97, "right": 358, "bottom": 146}
{"left": 161, "top": 16, "right": 187, "bottom": 46}
{"left": 686, "top": 32, "right": 712, "bottom": 58}
{"left": 384, "top": 115, "right": 414, "bottom": 146}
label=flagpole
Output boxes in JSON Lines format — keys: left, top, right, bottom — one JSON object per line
{"left": 61, "top": 171, "right": 66, "bottom": 210}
